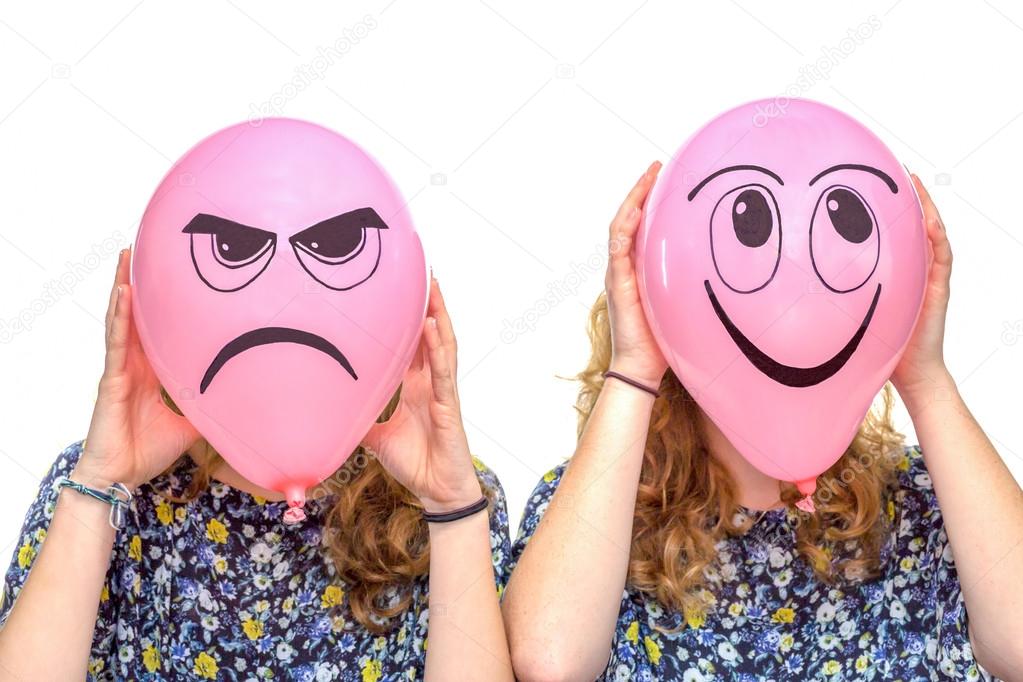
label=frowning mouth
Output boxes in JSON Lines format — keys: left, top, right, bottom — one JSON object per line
{"left": 200, "top": 326, "right": 358, "bottom": 394}
{"left": 704, "top": 280, "right": 881, "bottom": 387}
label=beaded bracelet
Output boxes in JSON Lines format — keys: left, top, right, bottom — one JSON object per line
{"left": 55, "top": 477, "right": 134, "bottom": 530}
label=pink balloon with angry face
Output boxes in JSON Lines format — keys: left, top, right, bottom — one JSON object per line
{"left": 637, "top": 99, "right": 928, "bottom": 508}
{"left": 131, "top": 118, "right": 428, "bottom": 522}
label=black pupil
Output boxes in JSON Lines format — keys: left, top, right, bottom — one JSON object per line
{"left": 731, "top": 189, "right": 772, "bottom": 248}
{"left": 300, "top": 224, "right": 364, "bottom": 259}
{"left": 214, "top": 225, "right": 271, "bottom": 263}
{"left": 826, "top": 188, "right": 872, "bottom": 243}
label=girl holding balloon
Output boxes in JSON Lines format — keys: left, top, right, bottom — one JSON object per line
{"left": 0, "top": 121, "right": 513, "bottom": 681}
{"left": 503, "top": 101, "right": 1023, "bottom": 681}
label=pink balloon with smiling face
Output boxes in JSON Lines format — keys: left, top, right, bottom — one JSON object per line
{"left": 637, "top": 99, "right": 928, "bottom": 509}
{"left": 131, "top": 118, "right": 428, "bottom": 523}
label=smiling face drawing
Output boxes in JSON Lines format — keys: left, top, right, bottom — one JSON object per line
{"left": 131, "top": 119, "right": 427, "bottom": 502}
{"left": 637, "top": 99, "right": 928, "bottom": 492}
{"left": 692, "top": 162, "right": 897, "bottom": 387}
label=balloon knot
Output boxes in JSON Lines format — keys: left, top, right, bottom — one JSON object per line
{"left": 795, "top": 494, "right": 816, "bottom": 514}
{"left": 283, "top": 505, "right": 306, "bottom": 525}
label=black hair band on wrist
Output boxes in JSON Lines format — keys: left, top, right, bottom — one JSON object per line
{"left": 422, "top": 496, "right": 489, "bottom": 523}
{"left": 603, "top": 370, "right": 660, "bottom": 398}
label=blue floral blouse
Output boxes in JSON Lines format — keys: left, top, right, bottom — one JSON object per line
{"left": 509, "top": 445, "right": 994, "bottom": 681}
{"left": 1, "top": 440, "right": 511, "bottom": 681}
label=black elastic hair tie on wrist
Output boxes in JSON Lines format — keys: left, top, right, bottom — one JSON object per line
{"left": 422, "top": 496, "right": 489, "bottom": 523}
{"left": 603, "top": 370, "right": 660, "bottom": 398}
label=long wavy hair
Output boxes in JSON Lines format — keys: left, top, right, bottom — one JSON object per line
{"left": 577, "top": 293, "right": 905, "bottom": 624}
{"left": 159, "top": 388, "right": 464, "bottom": 634}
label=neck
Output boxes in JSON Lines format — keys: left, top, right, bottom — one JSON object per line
{"left": 701, "top": 414, "right": 784, "bottom": 512}
{"left": 187, "top": 441, "right": 289, "bottom": 502}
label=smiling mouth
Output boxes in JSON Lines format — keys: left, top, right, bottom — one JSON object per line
{"left": 200, "top": 326, "right": 358, "bottom": 394}
{"left": 704, "top": 280, "right": 882, "bottom": 387}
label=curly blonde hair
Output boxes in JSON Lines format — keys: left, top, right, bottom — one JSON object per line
{"left": 160, "top": 388, "right": 450, "bottom": 634}
{"left": 577, "top": 293, "right": 905, "bottom": 623}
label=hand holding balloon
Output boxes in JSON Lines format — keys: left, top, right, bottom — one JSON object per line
{"left": 606, "top": 162, "right": 668, "bottom": 388}
{"left": 362, "top": 278, "right": 483, "bottom": 513}
{"left": 891, "top": 174, "right": 953, "bottom": 406}
{"left": 75, "top": 248, "right": 200, "bottom": 491}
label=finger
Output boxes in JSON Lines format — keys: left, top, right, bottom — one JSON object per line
{"left": 428, "top": 277, "right": 457, "bottom": 357}
{"left": 610, "top": 161, "right": 662, "bottom": 235}
{"left": 608, "top": 162, "right": 661, "bottom": 281}
{"left": 424, "top": 316, "right": 456, "bottom": 405}
{"left": 911, "top": 173, "right": 946, "bottom": 230}
{"left": 104, "top": 284, "right": 132, "bottom": 376}
{"left": 104, "top": 249, "right": 129, "bottom": 332}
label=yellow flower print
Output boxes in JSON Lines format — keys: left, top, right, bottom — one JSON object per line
{"left": 253, "top": 495, "right": 267, "bottom": 505}
{"left": 242, "top": 618, "right": 264, "bottom": 640}
{"left": 897, "top": 454, "right": 910, "bottom": 472}
{"left": 855, "top": 655, "right": 869, "bottom": 672}
{"left": 213, "top": 556, "right": 228, "bottom": 574}
{"left": 822, "top": 659, "right": 841, "bottom": 675}
{"left": 728, "top": 602, "right": 743, "bottom": 616}
{"left": 900, "top": 557, "right": 916, "bottom": 571}
{"left": 206, "top": 518, "right": 228, "bottom": 544}
{"left": 321, "top": 585, "right": 345, "bottom": 608}
{"left": 128, "top": 535, "right": 142, "bottom": 561}
{"left": 100, "top": 584, "right": 109, "bottom": 603}
{"left": 193, "top": 651, "right": 218, "bottom": 679}
{"left": 282, "top": 596, "right": 295, "bottom": 613}
{"left": 471, "top": 455, "right": 485, "bottom": 472}
{"left": 643, "top": 636, "right": 662, "bottom": 665}
{"left": 374, "top": 636, "right": 387, "bottom": 651}
{"left": 772, "top": 607, "right": 795, "bottom": 624}
{"left": 33, "top": 528, "right": 46, "bottom": 542}
{"left": 255, "top": 599, "right": 269, "bottom": 613}
{"left": 17, "top": 543, "right": 35, "bottom": 569}
{"left": 625, "top": 620, "right": 639, "bottom": 644}
{"left": 175, "top": 507, "right": 186, "bottom": 522}
{"left": 142, "top": 644, "right": 160, "bottom": 673}
{"left": 683, "top": 604, "right": 706, "bottom": 629}
{"left": 155, "top": 501, "right": 173, "bottom": 525}
{"left": 542, "top": 469, "right": 557, "bottom": 484}
{"left": 362, "top": 658, "right": 382, "bottom": 682}
{"left": 779, "top": 632, "right": 794, "bottom": 652}
{"left": 88, "top": 657, "right": 105, "bottom": 676}
{"left": 887, "top": 499, "right": 896, "bottom": 522}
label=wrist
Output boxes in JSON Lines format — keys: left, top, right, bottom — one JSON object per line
{"left": 895, "top": 365, "right": 958, "bottom": 414}
{"left": 606, "top": 360, "right": 665, "bottom": 390}
{"left": 419, "top": 477, "right": 484, "bottom": 515}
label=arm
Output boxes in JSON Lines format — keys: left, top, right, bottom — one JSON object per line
{"left": 364, "top": 278, "right": 512, "bottom": 682}
{"left": 894, "top": 177, "right": 1023, "bottom": 680}
{"left": 502, "top": 162, "right": 666, "bottom": 682}
{"left": 0, "top": 249, "right": 198, "bottom": 680}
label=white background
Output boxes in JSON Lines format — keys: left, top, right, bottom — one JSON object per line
{"left": 1, "top": 1, "right": 1021, "bottom": 553}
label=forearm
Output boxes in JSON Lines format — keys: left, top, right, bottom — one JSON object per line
{"left": 0, "top": 489, "right": 115, "bottom": 680}
{"left": 902, "top": 371, "right": 1023, "bottom": 676}
{"left": 503, "top": 380, "right": 653, "bottom": 680}
{"left": 424, "top": 511, "right": 512, "bottom": 682}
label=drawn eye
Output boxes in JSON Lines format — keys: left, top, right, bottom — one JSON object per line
{"left": 290, "top": 207, "right": 388, "bottom": 291}
{"left": 183, "top": 214, "right": 276, "bottom": 292}
{"left": 810, "top": 185, "right": 879, "bottom": 293}
{"left": 710, "top": 184, "right": 782, "bottom": 294}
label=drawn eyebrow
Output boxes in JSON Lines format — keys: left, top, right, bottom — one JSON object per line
{"left": 290, "top": 207, "right": 390, "bottom": 245}
{"left": 181, "top": 213, "right": 275, "bottom": 239}
{"left": 688, "top": 165, "right": 784, "bottom": 202}
{"left": 808, "top": 164, "right": 898, "bottom": 194}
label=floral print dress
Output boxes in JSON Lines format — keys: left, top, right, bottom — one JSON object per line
{"left": 1, "top": 440, "right": 511, "bottom": 681}
{"left": 510, "top": 445, "right": 994, "bottom": 681}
